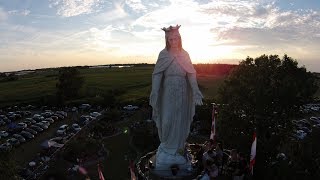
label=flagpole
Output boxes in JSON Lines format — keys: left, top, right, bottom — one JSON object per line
{"left": 210, "top": 103, "right": 216, "bottom": 142}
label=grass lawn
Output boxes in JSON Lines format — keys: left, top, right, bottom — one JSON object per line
{"left": 197, "top": 74, "right": 226, "bottom": 100}
{"left": 0, "top": 66, "right": 228, "bottom": 107}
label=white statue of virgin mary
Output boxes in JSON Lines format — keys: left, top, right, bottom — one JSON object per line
{"left": 149, "top": 25, "right": 203, "bottom": 171}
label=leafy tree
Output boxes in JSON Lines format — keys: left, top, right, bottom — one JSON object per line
{"left": 56, "top": 67, "right": 84, "bottom": 103}
{"left": 220, "top": 55, "right": 317, "bottom": 118}
{"left": 102, "top": 89, "right": 125, "bottom": 108}
{"left": 217, "top": 54, "right": 318, "bottom": 179}
{"left": 0, "top": 72, "right": 6, "bottom": 77}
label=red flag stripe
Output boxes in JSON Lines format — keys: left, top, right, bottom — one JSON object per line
{"left": 129, "top": 161, "right": 136, "bottom": 180}
{"left": 78, "top": 166, "right": 88, "bottom": 175}
{"left": 249, "top": 132, "right": 257, "bottom": 174}
{"left": 98, "top": 164, "right": 105, "bottom": 180}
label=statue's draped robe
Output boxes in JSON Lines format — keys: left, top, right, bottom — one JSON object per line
{"left": 151, "top": 49, "right": 196, "bottom": 155}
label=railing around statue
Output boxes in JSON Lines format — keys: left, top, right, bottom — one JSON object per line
{"left": 136, "top": 144, "right": 198, "bottom": 179}
{"left": 136, "top": 144, "right": 233, "bottom": 180}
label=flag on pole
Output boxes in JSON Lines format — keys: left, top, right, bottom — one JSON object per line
{"left": 78, "top": 166, "right": 88, "bottom": 175}
{"left": 98, "top": 163, "right": 105, "bottom": 180}
{"left": 210, "top": 103, "right": 216, "bottom": 141}
{"left": 129, "top": 161, "right": 137, "bottom": 180}
{"left": 249, "top": 132, "right": 257, "bottom": 175}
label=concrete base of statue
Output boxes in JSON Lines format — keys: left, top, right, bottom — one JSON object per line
{"left": 136, "top": 144, "right": 203, "bottom": 179}
{"left": 155, "top": 146, "right": 191, "bottom": 171}
{"left": 148, "top": 145, "right": 194, "bottom": 178}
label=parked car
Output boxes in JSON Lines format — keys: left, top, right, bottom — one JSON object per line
{"left": 23, "top": 121, "right": 32, "bottom": 126}
{"left": 294, "top": 130, "right": 307, "bottom": 140}
{"left": 123, "top": 105, "right": 139, "bottom": 110}
{"left": 24, "top": 128, "right": 37, "bottom": 135}
{"left": 20, "top": 131, "right": 35, "bottom": 139}
{"left": 299, "top": 127, "right": 312, "bottom": 133}
{"left": 0, "top": 143, "right": 12, "bottom": 151}
{"left": 45, "top": 118, "right": 54, "bottom": 123}
{"left": 41, "top": 111, "right": 53, "bottom": 118}
{"left": 7, "top": 138, "right": 20, "bottom": 146}
{"left": 1, "top": 117, "right": 11, "bottom": 124}
{"left": 71, "top": 124, "right": 81, "bottom": 132}
{"left": 0, "top": 120, "right": 5, "bottom": 126}
{"left": 56, "top": 124, "right": 69, "bottom": 136}
{"left": 33, "top": 114, "right": 45, "bottom": 122}
{"left": 310, "top": 117, "right": 320, "bottom": 124}
{"left": 79, "top": 104, "right": 91, "bottom": 111}
{"left": 41, "top": 120, "right": 50, "bottom": 127}
{"left": 17, "top": 122, "right": 27, "bottom": 129}
{"left": 13, "top": 134, "right": 26, "bottom": 143}
{"left": 30, "top": 125, "right": 44, "bottom": 132}
{"left": 51, "top": 116, "right": 58, "bottom": 121}
{"left": 78, "top": 116, "right": 90, "bottom": 126}
{"left": 56, "top": 111, "right": 67, "bottom": 117}
{"left": 90, "top": 112, "right": 102, "bottom": 118}
{"left": 36, "top": 122, "right": 48, "bottom": 129}
{"left": 24, "top": 111, "right": 32, "bottom": 116}
{"left": 25, "top": 118, "right": 36, "bottom": 123}
{"left": 54, "top": 113, "right": 65, "bottom": 120}
{"left": 0, "top": 130, "right": 9, "bottom": 138}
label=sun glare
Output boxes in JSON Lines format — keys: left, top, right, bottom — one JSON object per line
{"left": 182, "top": 28, "right": 234, "bottom": 62}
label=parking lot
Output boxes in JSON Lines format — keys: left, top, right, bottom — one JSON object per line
{"left": 0, "top": 104, "right": 102, "bottom": 179}
{"left": 290, "top": 103, "right": 320, "bottom": 140}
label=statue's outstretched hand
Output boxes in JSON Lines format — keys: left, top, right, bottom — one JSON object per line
{"left": 194, "top": 91, "right": 203, "bottom": 106}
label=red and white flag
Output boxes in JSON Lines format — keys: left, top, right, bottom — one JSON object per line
{"left": 78, "top": 166, "right": 88, "bottom": 175}
{"left": 210, "top": 103, "right": 216, "bottom": 141}
{"left": 129, "top": 161, "right": 136, "bottom": 180}
{"left": 98, "top": 164, "right": 105, "bottom": 180}
{"left": 249, "top": 132, "right": 257, "bottom": 175}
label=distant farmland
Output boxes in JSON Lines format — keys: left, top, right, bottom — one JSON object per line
{"left": 0, "top": 66, "right": 226, "bottom": 107}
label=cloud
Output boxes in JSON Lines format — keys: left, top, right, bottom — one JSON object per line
{"left": 0, "top": 7, "right": 7, "bottom": 22}
{"left": 8, "top": 9, "right": 30, "bottom": 16}
{"left": 125, "top": 0, "right": 147, "bottom": 12}
{"left": 92, "top": 2, "right": 129, "bottom": 24}
{"left": 49, "top": 0, "right": 102, "bottom": 17}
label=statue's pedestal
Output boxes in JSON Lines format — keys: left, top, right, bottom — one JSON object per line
{"left": 154, "top": 146, "right": 192, "bottom": 171}
{"left": 149, "top": 155, "right": 196, "bottom": 179}
{"left": 136, "top": 144, "right": 202, "bottom": 179}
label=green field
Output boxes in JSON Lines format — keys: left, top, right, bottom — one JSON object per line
{"left": 0, "top": 67, "right": 225, "bottom": 107}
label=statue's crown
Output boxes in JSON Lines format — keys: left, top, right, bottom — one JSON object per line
{"left": 161, "top": 25, "right": 181, "bottom": 32}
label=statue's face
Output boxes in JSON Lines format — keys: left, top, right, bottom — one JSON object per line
{"left": 168, "top": 35, "right": 180, "bottom": 49}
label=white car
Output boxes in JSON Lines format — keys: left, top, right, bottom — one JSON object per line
{"left": 56, "top": 124, "right": 69, "bottom": 135}
{"left": 79, "top": 104, "right": 91, "bottom": 110}
{"left": 123, "top": 105, "right": 139, "bottom": 110}
{"left": 71, "top": 124, "right": 81, "bottom": 132}
{"left": 90, "top": 112, "right": 101, "bottom": 118}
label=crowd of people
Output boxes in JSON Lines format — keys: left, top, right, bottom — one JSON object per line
{"left": 193, "top": 139, "right": 249, "bottom": 180}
